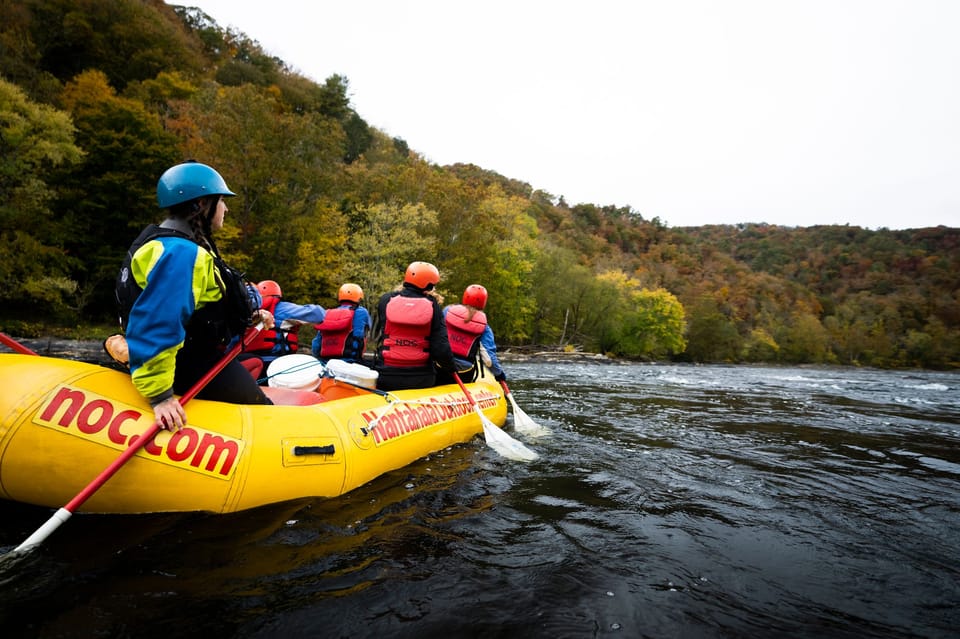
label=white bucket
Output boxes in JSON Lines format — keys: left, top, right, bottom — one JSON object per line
{"left": 266, "top": 353, "right": 322, "bottom": 391}
{"left": 326, "top": 359, "right": 378, "bottom": 389}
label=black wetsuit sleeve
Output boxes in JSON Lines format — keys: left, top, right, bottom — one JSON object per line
{"left": 430, "top": 301, "right": 456, "bottom": 372}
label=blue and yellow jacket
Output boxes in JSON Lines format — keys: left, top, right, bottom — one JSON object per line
{"left": 117, "top": 223, "right": 236, "bottom": 404}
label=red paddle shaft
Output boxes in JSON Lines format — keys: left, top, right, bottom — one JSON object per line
{"left": 453, "top": 372, "right": 478, "bottom": 406}
{"left": 0, "top": 332, "right": 39, "bottom": 356}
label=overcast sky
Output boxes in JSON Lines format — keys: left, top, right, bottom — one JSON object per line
{"left": 181, "top": 0, "right": 958, "bottom": 229}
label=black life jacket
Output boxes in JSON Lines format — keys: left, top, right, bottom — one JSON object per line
{"left": 115, "top": 224, "right": 253, "bottom": 346}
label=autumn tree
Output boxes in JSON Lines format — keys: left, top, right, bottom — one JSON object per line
{"left": 181, "top": 83, "right": 347, "bottom": 281}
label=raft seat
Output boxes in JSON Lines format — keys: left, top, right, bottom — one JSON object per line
{"left": 262, "top": 386, "right": 324, "bottom": 406}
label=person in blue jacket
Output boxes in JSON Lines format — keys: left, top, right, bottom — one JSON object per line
{"left": 246, "top": 279, "right": 326, "bottom": 365}
{"left": 312, "top": 283, "right": 371, "bottom": 363}
{"left": 437, "top": 284, "right": 507, "bottom": 385}
{"left": 115, "top": 161, "right": 274, "bottom": 430}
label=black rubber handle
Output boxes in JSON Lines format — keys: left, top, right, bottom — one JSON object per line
{"left": 292, "top": 445, "right": 335, "bottom": 456}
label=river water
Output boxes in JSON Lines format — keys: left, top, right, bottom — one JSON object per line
{"left": 1, "top": 361, "right": 958, "bottom": 638}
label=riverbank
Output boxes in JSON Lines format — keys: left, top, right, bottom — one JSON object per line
{"left": 1, "top": 336, "right": 112, "bottom": 364}
{"left": 0, "top": 336, "right": 611, "bottom": 367}
{"left": 5, "top": 335, "right": 953, "bottom": 370}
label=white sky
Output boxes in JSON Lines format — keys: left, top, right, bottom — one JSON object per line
{"left": 179, "top": 0, "right": 959, "bottom": 229}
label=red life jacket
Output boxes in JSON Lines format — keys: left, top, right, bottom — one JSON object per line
{"left": 247, "top": 296, "right": 299, "bottom": 354}
{"left": 445, "top": 304, "right": 487, "bottom": 359}
{"left": 314, "top": 306, "right": 357, "bottom": 358}
{"left": 381, "top": 295, "right": 433, "bottom": 367}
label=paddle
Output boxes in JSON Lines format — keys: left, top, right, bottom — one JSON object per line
{"left": 0, "top": 332, "right": 39, "bottom": 356}
{"left": 499, "top": 380, "right": 550, "bottom": 437}
{"left": 453, "top": 372, "right": 538, "bottom": 461}
{"left": 10, "top": 323, "right": 264, "bottom": 554}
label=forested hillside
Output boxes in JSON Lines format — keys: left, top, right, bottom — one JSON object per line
{"left": 1, "top": 0, "right": 957, "bottom": 368}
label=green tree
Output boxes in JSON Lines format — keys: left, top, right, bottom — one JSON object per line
{"left": 19, "top": 0, "right": 204, "bottom": 90}
{"left": 0, "top": 1, "right": 63, "bottom": 102}
{"left": 54, "top": 69, "right": 179, "bottom": 318}
{"left": 339, "top": 202, "right": 440, "bottom": 306}
{"left": 684, "top": 296, "right": 742, "bottom": 362}
{"left": 529, "top": 244, "right": 597, "bottom": 348}
{"left": 284, "top": 202, "right": 349, "bottom": 305}
{"left": 0, "top": 78, "right": 84, "bottom": 314}
{"left": 619, "top": 287, "right": 687, "bottom": 358}
{"left": 776, "top": 311, "right": 830, "bottom": 363}
{"left": 440, "top": 189, "right": 539, "bottom": 342}
{"left": 741, "top": 327, "right": 780, "bottom": 362}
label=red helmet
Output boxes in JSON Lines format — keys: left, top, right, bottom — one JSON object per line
{"left": 338, "top": 283, "right": 364, "bottom": 303}
{"left": 462, "top": 284, "right": 488, "bottom": 309}
{"left": 257, "top": 280, "right": 282, "bottom": 298}
{"left": 404, "top": 261, "right": 440, "bottom": 290}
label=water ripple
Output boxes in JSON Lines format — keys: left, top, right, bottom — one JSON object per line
{"left": 2, "top": 363, "right": 959, "bottom": 638}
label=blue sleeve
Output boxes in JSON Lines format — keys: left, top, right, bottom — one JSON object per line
{"left": 275, "top": 300, "right": 326, "bottom": 323}
{"left": 480, "top": 325, "right": 504, "bottom": 376}
{"left": 127, "top": 237, "right": 219, "bottom": 401}
{"left": 353, "top": 307, "right": 371, "bottom": 338}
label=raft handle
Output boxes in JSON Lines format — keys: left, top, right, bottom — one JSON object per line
{"left": 292, "top": 445, "right": 336, "bottom": 456}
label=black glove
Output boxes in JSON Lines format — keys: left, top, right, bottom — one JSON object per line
{"left": 494, "top": 371, "right": 506, "bottom": 382}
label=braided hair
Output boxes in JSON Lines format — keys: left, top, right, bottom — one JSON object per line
{"left": 169, "top": 197, "right": 219, "bottom": 256}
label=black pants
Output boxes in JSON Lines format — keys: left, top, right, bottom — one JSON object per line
{"left": 174, "top": 348, "right": 272, "bottom": 405}
{"left": 375, "top": 366, "right": 436, "bottom": 392}
{"left": 435, "top": 365, "right": 477, "bottom": 386}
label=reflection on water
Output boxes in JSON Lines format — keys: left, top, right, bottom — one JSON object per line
{"left": 1, "top": 363, "right": 959, "bottom": 638}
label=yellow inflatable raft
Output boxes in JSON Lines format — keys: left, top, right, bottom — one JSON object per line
{"left": 0, "top": 353, "right": 506, "bottom": 514}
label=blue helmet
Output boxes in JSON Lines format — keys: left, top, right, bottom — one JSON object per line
{"left": 156, "top": 162, "right": 236, "bottom": 208}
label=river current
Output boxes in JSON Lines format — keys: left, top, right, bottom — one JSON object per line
{"left": 1, "top": 362, "right": 958, "bottom": 638}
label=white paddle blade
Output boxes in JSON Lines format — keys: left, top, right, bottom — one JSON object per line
{"left": 476, "top": 407, "right": 538, "bottom": 461}
{"left": 508, "top": 393, "right": 550, "bottom": 437}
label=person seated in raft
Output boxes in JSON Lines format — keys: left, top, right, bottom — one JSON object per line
{"left": 436, "top": 284, "right": 508, "bottom": 386}
{"left": 235, "top": 281, "right": 268, "bottom": 381}
{"left": 115, "top": 161, "right": 275, "bottom": 430}
{"left": 312, "top": 283, "right": 371, "bottom": 364}
{"left": 371, "top": 261, "right": 457, "bottom": 391}
{"left": 244, "top": 279, "right": 326, "bottom": 367}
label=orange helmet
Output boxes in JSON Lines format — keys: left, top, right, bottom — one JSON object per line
{"left": 462, "top": 284, "right": 488, "bottom": 309}
{"left": 404, "top": 261, "right": 440, "bottom": 290}
{"left": 257, "top": 280, "right": 282, "bottom": 298}
{"left": 338, "top": 283, "right": 364, "bottom": 303}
